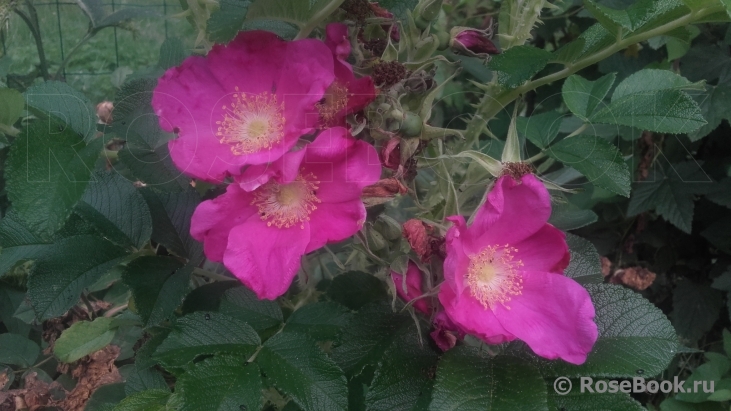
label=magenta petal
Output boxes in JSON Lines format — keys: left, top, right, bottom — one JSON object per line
{"left": 493, "top": 271, "right": 598, "bottom": 364}
{"left": 223, "top": 216, "right": 310, "bottom": 300}
{"left": 305, "top": 199, "right": 365, "bottom": 253}
{"left": 471, "top": 174, "right": 552, "bottom": 245}
{"left": 301, "top": 128, "right": 381, "bottom": 199}
{"left": 513, "top": 225, "right": 571, "bottom": 273}
{"left": 190, "top": 184, "right": 257, "bottom": 262}
{"left": 237, "top": 148, "right": 307, "bottom": 191}
{"left": 439, "top": 284, "right": 515, "bottom": 344}
{"left": 325, "top": 23, "right": 351, "bottom": 63}
{"left": 443, "top": 218, "right": 471, "bottom": 294}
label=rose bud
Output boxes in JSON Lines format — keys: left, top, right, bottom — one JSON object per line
{"left": 96, "top": 101, "right": 114, "bottom": 125}
{"left": 449, "top": 27, "right": 500, "bottom": 58}
{"left": 391, "top": 262, "right": 430, "bottom": 314}
{"left": 362, "top": 178, "right": 408, "bottom": 207}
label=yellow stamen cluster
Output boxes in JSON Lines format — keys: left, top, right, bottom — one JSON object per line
{"left": 216, "top": 88, "right": 285, "bottom": 155}
{"left": 466, "top": 244, "right": 524, "bottom": 309}
{"left": 251, "top": 173, "right": 321, "bottom": 229}
{"left": 316, "top": 81, "right": 349, "bottom": 126}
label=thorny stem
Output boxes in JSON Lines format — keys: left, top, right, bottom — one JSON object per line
{"left": 463, "top": 6, "right": 723, "bottom": 147}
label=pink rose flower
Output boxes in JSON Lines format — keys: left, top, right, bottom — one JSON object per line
{"left": 152, "top": 30, "right": 336, "bottom": 182}
{"left": 391, "top": 262, "right": 430, "bottom": 314}
{"left": 190, "top": 127, "right": 381, "bottom": 299}
{"left": 439, "top": 174, "right": 598, "bottom": 364}
{"left": 321, "top": 24, "right": 377, "bottom": 127}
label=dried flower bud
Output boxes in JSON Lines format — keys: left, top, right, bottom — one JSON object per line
{"left": 381, "top": 137, "right": 401, "bottom": 170}
{"left": 449, "top": 27, "right": 500, "bottom": 58}
{"left": 609, "top": 266, "right": 657, "bottom": 291}
{"left": 362, "top": 178, "right": 408, "bottom": 206}
{"left": 96, "top": 101, "right": 114, "bottom": 125}
{"left": 430, "top": 312, "right": 466, "bottom": 351}
{"left": 403, "top": 219, "right": 445, "bottom": 261}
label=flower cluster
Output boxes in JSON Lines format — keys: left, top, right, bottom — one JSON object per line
{"left": 154, "top": 25, "right": 380, "bottom": 299}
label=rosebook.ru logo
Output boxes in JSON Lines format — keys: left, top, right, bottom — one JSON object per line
{"left": 553, "top": 376, "right": 715, "bottom": 395}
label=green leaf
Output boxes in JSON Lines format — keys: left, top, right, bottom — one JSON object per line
{"left": 24, "top": 81, "right": 97, "bottom": 142}
{"left": 140, "top": 188, "right": 202, "bottom": 261}
{"left": 583, "top": 0, "right": 690, "bottom": 35}
{"left": 660, "top": 397, "right": 726, "bottom": 411}
{"left": 157, "top": 37, "right": 187, "bottom": 70}
{"left": 257, "top": 332, "right": 348, "bottom": 411}
{"left": 85, "top": 383, "right": 128, "bottom": 411}
{"left": 122, "top": 256, "right": 190, "bottom": 327}
{"left": 0, "top": 209, "right": 52, "bottom": 275}
{"left": 428, "top": 347, "right": 548, "bottom": 411}
{"left": 54, "top": 317, "right": 116, "bottom": 363}
{"left": 672, "top": 279, "right": 723, "bottom": 342}
{"left": 675, "top": 353, "right": 731, "bottom": 402}
{"left": 218, "top": 286, "right": 283, "bottom": 333}
{"left": 76, "top": 171, "right": 152, "bottom": 249}
{"left": 6, "top": 116, "right": 102, "bottom": 239}
{"left": 284, "top": 302, "right": 353, "bottom": 341}
{"left": 0, "top": 88, "right": 24, "bottom": 126}
{"left": 182, "top": 282, "right": 239, "bottom": 314}
{"left": 548, "top": 197, "right": 599, "bottom": 231}
{"left": 553, "top": 24, "right": 614, "bottom": 65}
{"left": 153, "top": 312, "right": 260, "bottom": 367}
{"left": 0, "top": 333, "right": 40, "bottom": 367}
{"left": 178, "top": 355, "right": 262, "bottom": 411}
{"left": 627, "top": 162, "right": 711, "bottom": 233}
{"left": 331, "top": 303, "right": 412, "bottom": 377}
{"left": 541, "top": 284, "right": 681, "bottom": 378}
{"left": 207, "top": 0, "right": 252, "bottom": 43}
{"left": 327, "top": 271, "right": 388, "bottom": 310}
{"left": 702, "top": 216, "right": 731, "bottom": 254}
{"left": 27, "top": 235, "right": 129, "bottom": 320}
{"left": 688, "top": 82, "right": 731, "bottom": 141}
{"left": 112, "top": 389, "right": 171, "bottom": 411}
{"left": 112, "top": 78, "right": 190, "bottom": 193}
{"left": 611, "top": 69, "right": 704, "bottom": 102}
{"left": 366, "top": 326, "right": 439, "bottom": 411}
{"left": 245, "top": 0, "right": 345, "bottom": 29}
{"left": 125, "top": 365, "right": 169, "bottom": 395}
{"left": 547, "top": 386, "right": 645, "bottom": 411}
{"left": 0, "top": 285, "right": 32, "bottom": 336}
{"left": 562, "top": 73, "right": 616, "bottom": 120}
{"left": 487, "top": 46, "right": 552, "bottom": 89}
{"left": 546, "top": 135, "right": 631, "bottom": 197}
{"left": 590, "top": 89, "right": 706, "bottom": 133}
{"left": 565, "top": 233, "right": 604, "bottom": 285}
{"left": 516, "top": 110, "right": 564, "bottom": 149}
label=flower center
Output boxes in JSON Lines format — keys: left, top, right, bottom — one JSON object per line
{"left": 466, "top": 245, "right": 524, "bottom": 309}
{"left": 251, "top": 173, "right": 321, "bottom": 229}
{"left": 316, "top": 81, "right": 349, "bottom": 126}
{"left": 216, "top": 88, "right": 285, "bottom": 155}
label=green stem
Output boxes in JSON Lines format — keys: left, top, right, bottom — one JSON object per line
{"left": 463, "top": 6, "right": 722, "bottom": 146}
{"left": 294, "top": 0, "right": 346, "bottom": 40}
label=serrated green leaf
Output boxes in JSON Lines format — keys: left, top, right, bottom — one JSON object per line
{"left": 547, "top": 384, "right": 645, "bottom": 411}
{"left": 590, "top": 89, "right": 706, "bottom": 133}
{"left": 327, "top": 271, "right": 388, "bottom": 310}
{"left": 583, "top": 0, "right": 690, "bottom": 35}
{"left": 0, "top": 285, "right": 32, "bottom": 336}
{"left": 76, "top": 171, "right": 152, "bottom": 249}
{"left": 660, "top": 397, "right": 726, "bottom": 410}
{"left": 207, "top": 0, "right": 252, "bottom": 43}
{"left": 125, "top": 365, "right": 169, "bottom": 396}
{"left": 140, "top": 188, "right": 202, "bottom": 261}
{"left": 219, "top": 286, "right": 283, "bottom": 332}
{"left": 552, "top": 24, "right": 614, "bottom": 65}
{"left": 284, "top": 302, "right": 352, "bottom": 341}
{"left": 672, "top": 279, "right": 723, "bottom": 342}
{"left": 122, "top": 256, "right": 190, "bottom": 327}
{"left": 6, "top": 116, "right": 102, "bottom": 239}
{"left": 257, "top": 332, "right": 348, "bottom": 411}
{"left": 517, "top": 110, "right": 564, "bottom": 149}
{"left": 546, "top": 135, "right": 631, "bottom": 197}
{"left": 85, "top": 383, "right": 128, "bottom": 411}
{"left": 366, "top": 325, "right": 439, "bottom": 411}
{"left": 428, "top": 347, "right": 547, "bottom": 411}
{"left": 27, "top": 235, "right": 129, "bottom": 320}
{"left": 157, "top": 37, "right": 187, "bottom": 70}
{"left": 182, "top": 281, "right": 239, "bottom": 314}
{"left": 0, "top": 88, "right": 24, "bottom": 127}
{"left": 112, "top": 389, "right": 171, "bottom": 411}
{"left": 565, "top": 233, "right": 604, "bottom": 285}
{"left": 178, "top": 355, "right": 262, "bottom": 411}
{"left": 153, "top": 312, "right": 260, "bottom": 367}
{"left": 611, "top": 69, "right": 704, "bottom": 102}
{"left": 539, "top": 284, "right": 681, "bottom": 378}
{"left": 24, "top": 81, "right": 96, "bottom": 142}
{"left": 54, "top": 317, "right": 116, "bottom": 363}
{"left": 688, "top": 82, "right": 731, "bottom": 141}
{"left": 331, "top": 303, "right": 412, "bottom": 377}
{"left": 0, "top": 209, "right": 52, "bottom": 275}
{"left": 487, "top": 46, "right": 552, "bottom": 89}
{"left": 0, "top": 333, "right": 40, "bottom": 367}
{"left": 562, "top": 73, "right": 616, "bottom": 120}
{"left": 548, "top": 195, "right": 599, "bottom": 231}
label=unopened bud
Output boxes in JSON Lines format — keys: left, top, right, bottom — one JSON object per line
{"left": 96, "top": 101, "right": 114, "bottom": 125}
{"left": 391, "top": 262, "right": 430, "bottom": 313}
{"left": 449, "top": 27, "right": 500, "bottom": 58}
{"left": 399, "top": 111, "right": 423, "bottom": 137}
{"left": 375, "top": 214, "right": 402, "bottom": 240}
{"left": 415, "top": 0, "right": 443, "bottom": 22}
{"left": 367, "top": 227, "right": 388, "bottom": 251}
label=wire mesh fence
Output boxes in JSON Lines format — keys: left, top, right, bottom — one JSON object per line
{"left": 1, "top": 0, "right": 192, "bottom": 101}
